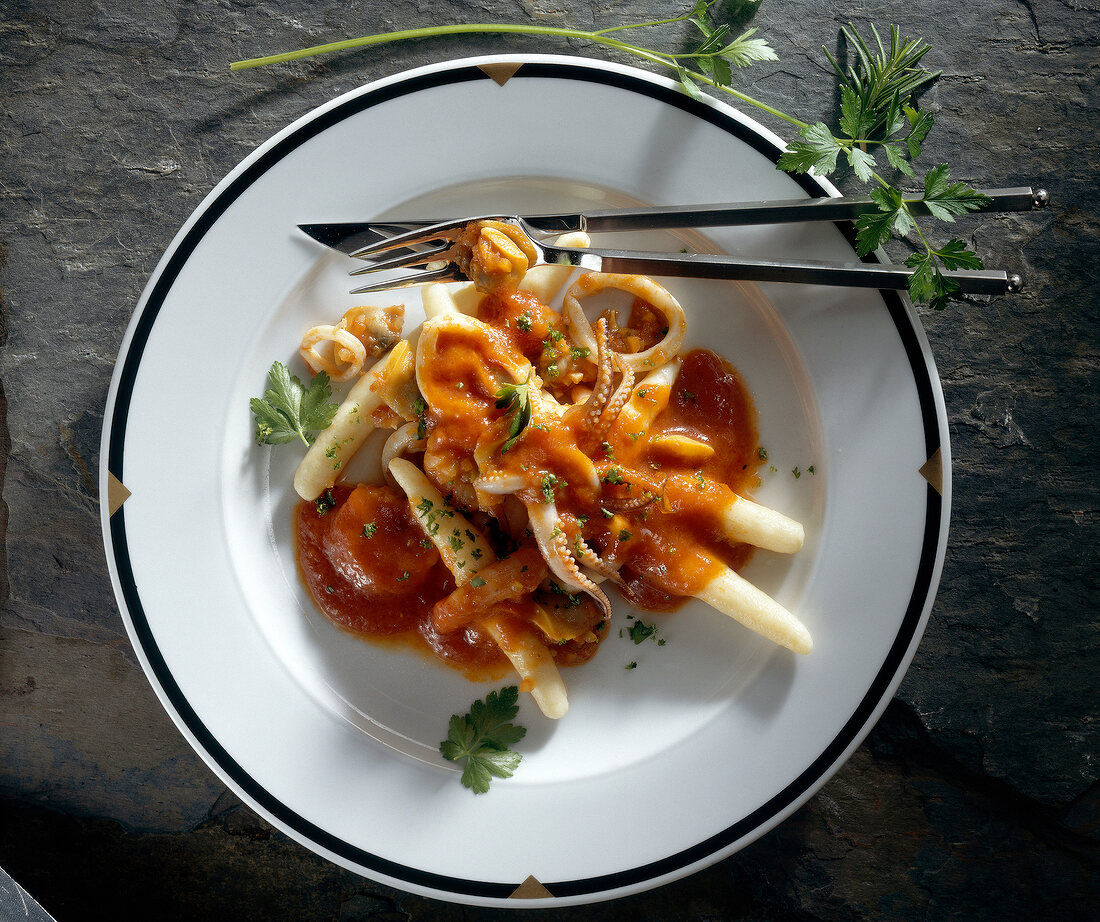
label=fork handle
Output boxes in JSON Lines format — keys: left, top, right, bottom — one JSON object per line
{"left": 527, "top": 187, "right": 1047, "bottom": 233}
{"left": 581, "top": 249, "right": 1022, "bottom": 296}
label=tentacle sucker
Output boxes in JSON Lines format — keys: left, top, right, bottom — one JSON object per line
{"left": 573, "top": 536, "right": 623, "bottom": 584}
{"left": 593, "top": 353, "right": 634, "bottom": 441}
{"left": 525, "top": 500, "right": 612, "bottom": 620}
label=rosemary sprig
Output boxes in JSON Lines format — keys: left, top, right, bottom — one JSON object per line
{"left": 232, "top": 4, "right": 994, "bottom": 309}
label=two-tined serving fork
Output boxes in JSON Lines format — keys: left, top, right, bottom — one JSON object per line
{"left": 299, "top": 187, "right": 1049, "bottom": 297}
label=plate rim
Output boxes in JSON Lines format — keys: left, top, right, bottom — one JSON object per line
{"left": 99, "top": 52, "right": 951, "bottom": 906}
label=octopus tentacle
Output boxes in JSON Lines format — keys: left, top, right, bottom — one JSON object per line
{"left": 526, "top": 500, "right": 613, "bottom": 620}
{"left": 582, "top": 318, "right": 616, "bottom": 431}
{"left": 552, "top": 527, "right": 613, "bottom": 620}
{"left": 604, "top": 489, "right": 658, "bottom": 513}
{"left": 593, "top": 354, "right": 634, "bottom": 442}
{"left": 569, "top": 318, "right": 636, "bottom": 443}
{"left": 574, "top": 537, "right": 623, "bottom": 584}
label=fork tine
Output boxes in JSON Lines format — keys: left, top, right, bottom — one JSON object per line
{"left": 349, "top": 265, "right": 463, "bottom": 294}
{"left": 348, "top": 240, "right": 453, "bottom": 276}
{"left": 348, "top": 217, "right": 470, "bottom": 260}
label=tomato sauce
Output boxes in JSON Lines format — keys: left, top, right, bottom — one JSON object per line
{"left": 583, "top": 348, "right": 760, "bottom": 610}
{"left": 295, "top": 317, "right": 763, "bottom": 674}
{"left": 295, "top": 484, "right": 509, "bottom": 678}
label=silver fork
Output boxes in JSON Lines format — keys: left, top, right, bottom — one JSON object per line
{"left": 346, "top": 216, "right": 1022, "bottom": 297}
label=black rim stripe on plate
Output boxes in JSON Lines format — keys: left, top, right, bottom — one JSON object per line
{"left": 106, "top": 58, "right": 943, "bottom": 900}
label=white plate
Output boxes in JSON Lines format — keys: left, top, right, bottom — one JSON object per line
{"left": 100, "top": 55, "right": 950, "bottom": 907}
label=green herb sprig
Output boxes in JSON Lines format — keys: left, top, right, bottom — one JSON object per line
{"left": 232, "top": 3, "right": 994, "bottom": 309}
{"left": 776, "top": 24, "right": 990, "bottom": 309}
{"left": 439, "top": 686, "right": 527, "bottom": 794}
{"left": 494, "top": 372, "right": 532, "bottom": 453}
{"left": 250, "top": 361, "right": 338, "bottom": 446}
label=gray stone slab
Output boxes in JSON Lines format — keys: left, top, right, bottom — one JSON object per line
{"left": 1, "top": 0, "right": 1097, "bottom": 916}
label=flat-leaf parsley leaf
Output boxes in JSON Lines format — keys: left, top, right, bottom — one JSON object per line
{"left": 250, "top": 361, "right": 338, "bottom": 446}
{"left": 439, "top": 686, "right": 527, "bottom": 794}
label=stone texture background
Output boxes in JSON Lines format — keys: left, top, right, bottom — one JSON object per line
{"left": 1, "top": 0, "right": 1097, "bottom": 918}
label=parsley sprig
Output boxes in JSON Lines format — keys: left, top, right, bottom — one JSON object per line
{"left": 777, "top": 24, "right": 991, "bottom": 309}
{"left": 495, "top": 372, "right": 532, "bottom": 453}
{"left": 250, "top": 361, "right": 338, "bottom": 446}
{"left": 439, "top": 686, "right": 527, "bottom": 794}
{"left": 232, "top": 5, "right": 999, "bottom": 308}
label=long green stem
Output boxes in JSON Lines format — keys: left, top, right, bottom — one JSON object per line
{"left": 231, "top": 24, "right": 583, "bottom": 69}
{"left": 591, "top": 13, "right": 699, "bottom": 35}
{"left": 676, "top": 66, "right": 807, "bottom": 128}
{"left": 230, "top": 22, "right": 807, "bottom": 130}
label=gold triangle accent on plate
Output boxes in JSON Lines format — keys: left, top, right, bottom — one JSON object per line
{"left": 510, "top": 875, "right": 553, "bottom": 899}
{"left": 479, "top": 62, "right": 524, "bottom": 86}
{"left": 107, "top": 473, "right": 131, "bottom": 515}
{"left": 919, "top": 448, "right": 943, "bottom": 495}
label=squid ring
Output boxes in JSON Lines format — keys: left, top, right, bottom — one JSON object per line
{"left": 563, "top": 273, "right": 686, "bottom": 374}
{"left": 299, "top": 324, "right": 368, "bottom": 381}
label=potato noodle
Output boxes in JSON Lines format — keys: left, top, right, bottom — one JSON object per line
{"left": 287, "top": 234, "right": 810, "bottom": 719}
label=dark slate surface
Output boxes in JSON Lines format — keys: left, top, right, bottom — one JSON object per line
{"left": 1, "top": 0, "right": 1097, "bottom": 919}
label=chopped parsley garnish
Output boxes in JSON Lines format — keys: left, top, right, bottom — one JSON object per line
{"left": 625, "top": 661, "right": 638, "bottom": 670}
{"left": 396, "top": 571, "right": 410, "bottom": 582}
{"left": 618, "top": 528, "right": 633, "bottom": 542}
{"left": 792, "top": 466, "right": 802, "bottom": 479}
{"left": 469, "top": 575, "right": 487, "bottom": 588}
{"left": 251, "top": 361, "right": 338, "bottom": 446}
{"left": 439, "top": 686, "right": 526, "bottom": 794}
{"left": 515, "top": 312, "right": 533, "bottom": 333}
{"left": 542, "top": 325, "right": 564, "bottom": 352}
{"left": 548, "top": 580, "right": 583, "bottom": 607}
{"left": 570, "top": 346, "right": 591, "bottom": 361}
{"left": 415, "top": 496, "right": 440, "bottom": 535}
{"left": 413, "top": 396, "right": 429, "bottom": 439}
{"left": 449, "top": 531, "right": 465, "bottom": 552}
{"left": 602, "top": 466, "right": 625, "bottom": 485}
{"left": 315, "top": 489, "right": 336, "bottom": 517}
{"left": 361, "top": 522, "right": 377, "bottom": 538}
{"left": 540, "top": 472, "right": 565, "bottom": 504}
{"left": 628, "top": 619, "right": 659, "bottom": 645}
{"left": 758, "top": 446, "right": 769, "bottom": 461}
{"left": 494, "top": 372, "right": 532, "bottom": 453}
